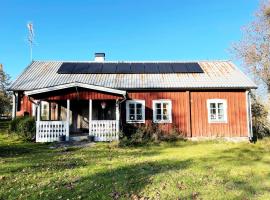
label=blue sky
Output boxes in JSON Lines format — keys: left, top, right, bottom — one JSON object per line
{"left": 0, "top": 0, "right": 259, "bottom": 80}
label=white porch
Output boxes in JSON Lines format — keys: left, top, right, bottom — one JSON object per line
{"left": 35, "top": 99, "right": 120, "bottom": 142}
{"left": 22, "top": 82, "right": 126, "bottom": 143}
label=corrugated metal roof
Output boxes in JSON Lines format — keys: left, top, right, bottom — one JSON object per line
{"left": 9, "top": 60, "right": 257, "bottom": 91}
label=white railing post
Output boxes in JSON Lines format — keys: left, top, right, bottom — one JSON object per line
{"left": 89, "top": 99, "right": 92, "bottom": 136}
{"left": 66, "top": 99, "right": 70, "bottom": 141}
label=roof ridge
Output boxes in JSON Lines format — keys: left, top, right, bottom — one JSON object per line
{"left": 32, "top": 60, "right": 232, "bottom": 63}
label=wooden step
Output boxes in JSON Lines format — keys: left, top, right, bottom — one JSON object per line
{"left": 70, "top": 135, "right": 89, "bottom": 142}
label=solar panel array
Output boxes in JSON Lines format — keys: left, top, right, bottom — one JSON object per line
{"left": 57, "top": 62, "right": 204, "bottom": 74}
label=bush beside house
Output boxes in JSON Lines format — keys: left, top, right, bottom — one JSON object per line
{"left": 251, "top": 96, "right": 270, "bottom": 139}
{"left": 120, "top": 123, "right": 185, "bottom": 146}
{"left": 9, "top": 117, "right": 36, "bottom": 141}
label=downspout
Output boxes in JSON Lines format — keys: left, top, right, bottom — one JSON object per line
{"left": 117, "top": 92, "right": 127, "bottom": 132}
{"left": 75, "top": 86, "right": 79, "bottom": 100}
{"left": 248, "top": 91, "right": 253, "bottom": 139}
{"left": 246, "top": 90, "right": 253, "bottom": 141}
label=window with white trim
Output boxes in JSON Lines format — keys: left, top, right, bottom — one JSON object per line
{"left": 153, "top": 100, "right": 172, "bottom": 123}
{"left": 126, "top": 100, "right": 145, "bottom": 123}
{"left": 41, "top": 101, "right": 50, "bottom": 120}
{"left": 207, "top": 99, "right": 227, "bottom": 123}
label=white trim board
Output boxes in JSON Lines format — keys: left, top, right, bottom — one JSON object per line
{"left": 24, "top": 82, "right": 127, "bottom": 96}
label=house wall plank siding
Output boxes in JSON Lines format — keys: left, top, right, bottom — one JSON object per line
{"left": 18, "top": 89, "right": 249, "bottom": 138}
{"left": 125, "top": 91, "right": 189, "bottom": 134}
{"left": 190, "top": 91, "right": 248, "bottom": 137}
{"left": 16, "top": 94, "right": 32, "bottom": 116}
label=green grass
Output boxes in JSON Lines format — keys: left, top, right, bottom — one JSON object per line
{"left": 0, "top": 132, "right": 270, "bottom": 200}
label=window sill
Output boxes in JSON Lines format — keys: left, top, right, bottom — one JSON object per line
{"left": 208, "top": 121, "right": 228, "bottom": 124}
{"left": 126, "top": 120, "right": 145, "bottom": 124}
{"left": 153, "top": 120, "right": 172, "bottom": 124}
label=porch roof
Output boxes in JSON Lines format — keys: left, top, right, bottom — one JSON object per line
{"left": 24, "top": 82, "right": 127, "bottom": 96}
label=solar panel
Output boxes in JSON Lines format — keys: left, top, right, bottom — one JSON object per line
{"left": 130, "top": 63, "right": 145, "bottom": 73}
{"left": 72, "top": 63, "right": 89, "bottom": 73}
{"left": 86, "top": 63, "right": 103, "bottom": 73}
{"left": 185, "top": 63, "right": 204, "bottom": 73}
{"left": 171, "top": 63, "right": 189, "bottom": 73}
{"left": 116, "top": 63, "right": 131, "bottom": 73}
{"left": 158, "top": 63, "right": 173, "bottom": 73}
{"left": 102, "top": 63, "right": 117, "bottom": 73}
{"left": 144, "top": 63, "right": 159, "bottom": 73}
{"left": 57, "top": 62, "right": 203, "bottom": 74}
{"left": 57, "top": 63, "right": 76, "bottom": 74}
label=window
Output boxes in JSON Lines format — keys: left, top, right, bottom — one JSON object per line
{"left": 153, "top": 100, "right": 172, "bottom": 123}
{"left": 126, "top": 100, "right": 145, "bottom": 123}
{"left": 207, "top": 99, "right": 227, "bottom": 123}
{"left": 41, "top": 101, "right": 50, "bottom": 120}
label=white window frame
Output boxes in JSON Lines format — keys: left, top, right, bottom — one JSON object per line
{"left": 152, "top": 100, "right": 172, "bottom": 123}
{"left": 41, "top": 101, "right": 50, "bottom": 121}
{"left": 207, "top": 99, "right": 228, "bottom": 123}
{"left": 126, "top": 100, "right": 145, "bottom": 123}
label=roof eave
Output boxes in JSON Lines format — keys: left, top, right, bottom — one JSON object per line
{"left": 24, "top": 82, "right": 127, "bottom": 96}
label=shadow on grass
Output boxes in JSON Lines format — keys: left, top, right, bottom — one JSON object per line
{"left": 38, "top": 159, "right": 193, "bottom": 200}
{"left": 0, "top": 142, "right": 46, "bottom": 158}
{"left": 214, "top": 146, "right": 267, "bottom": 166}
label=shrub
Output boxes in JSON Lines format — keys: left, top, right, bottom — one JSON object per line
{"left": 119, "top": 123, "right": 185, "bottom": 146}
{"left": 159, "top": 126, "right": 185, "bottom": 142}
{"left": 9, "top": 117, "right": 23, "bottom": 133}
{"left": 9, "top": 117, "right": 36, "bottom": 141}
{"left": 251, "top": 95, "right": 270, "bottom": 139}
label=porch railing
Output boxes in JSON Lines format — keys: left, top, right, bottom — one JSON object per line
{"left": 36, "top": 121, "right": 68, "bottom": 142}
{"left": 90, "top": 120, "right": 119, "bottom": 141}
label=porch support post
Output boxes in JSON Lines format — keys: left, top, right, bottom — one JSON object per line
{"left": 12, "top": 92, "right": 16, "bottom": 119}
{"left": 48, "top": 101, "right": 51, "bottom": 121}
{"left": 37, "top": 101, "right": 41, "bottom": 122}
{"left": 36, "top": 101, "right": 41, "bottom": 142}
{"left": 66, "top": 99, "right": 70, "bottom": 141}
{"left": 89, "top": 99, "right": 92, "bottom": 136}
{"left": 116, "top": 100, "right": 120, "bottom": 140}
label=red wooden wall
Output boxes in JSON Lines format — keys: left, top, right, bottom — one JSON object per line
{"left": 16, "top": 94, "right": 32, "bottom": 117}
{"left": 190, "top": 91, "right": 248, "bottom": 137}
{"left": 18, "top": 88, "right": 249, "bottom": 137}
{"left": 125, "top": 91, "right": 189, "bottom": 134}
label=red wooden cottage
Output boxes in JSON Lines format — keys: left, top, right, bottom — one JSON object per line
{"left": 9, "top": 53, "right": 257, "bottom": 142}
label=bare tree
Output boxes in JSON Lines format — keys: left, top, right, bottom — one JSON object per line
{"left": 232, "top": 1, "right": 270, "bottom": 95}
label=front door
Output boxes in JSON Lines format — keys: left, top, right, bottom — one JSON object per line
{"left": 70, "top": 100, "right": 89, "bottom": 133}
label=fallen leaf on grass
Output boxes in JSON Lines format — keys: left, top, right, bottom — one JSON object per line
{"left": 191, "top": 192, "right": 199, "bottom": 200}
{"left": 109, "top": 191, "right": 121, "bottom": 200}
{"left": 176, "top": 181, "right": 187, "bottom": 190}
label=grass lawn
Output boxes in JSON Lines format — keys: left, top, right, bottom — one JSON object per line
{"left": 0, "top": 131, "right": 270, "bottom": 199}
